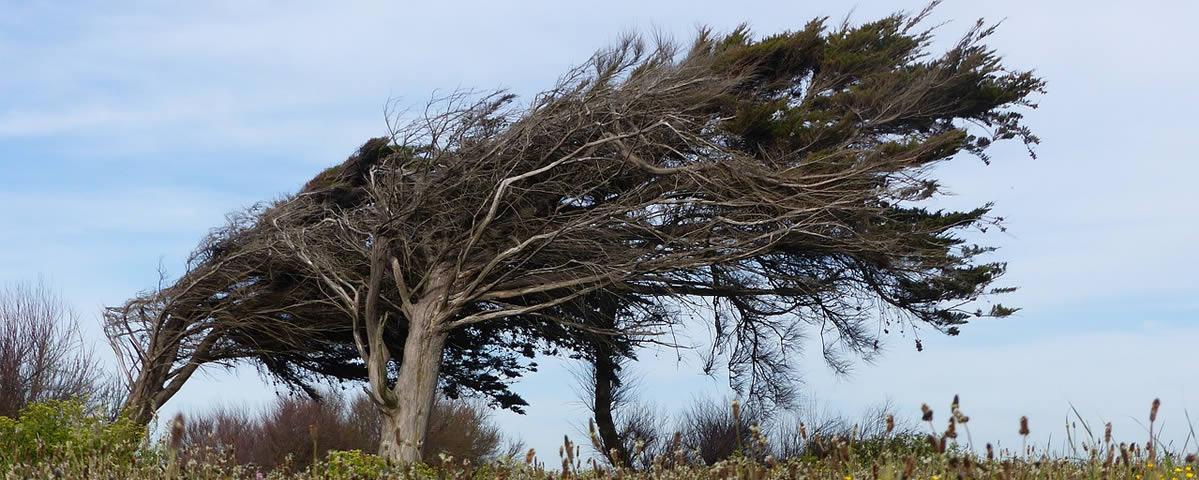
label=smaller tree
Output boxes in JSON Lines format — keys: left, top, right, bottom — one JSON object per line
{"left": 0, "top": 281, "right": 104, "bottom": 418}
{"left": 569, "top": 292, "right": 670, "bottom": 467}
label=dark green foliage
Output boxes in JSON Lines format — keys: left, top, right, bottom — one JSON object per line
{"left": 649, "top": 11, "right": 1042, "bottom": 404}
{"left": 708, "top": 15, "right": 1043, "bottom": 162}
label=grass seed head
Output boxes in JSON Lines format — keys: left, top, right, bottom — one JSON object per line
{"left": 169, "top": 414, "right": 186, "bottom": 452}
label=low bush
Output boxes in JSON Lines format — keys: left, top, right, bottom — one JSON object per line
{"left": 0, "top": 398, "right": 145, "bottom": 470}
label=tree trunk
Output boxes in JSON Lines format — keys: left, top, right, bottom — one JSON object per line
{"left": 119, "top": 334, "right": 179, "bottom": 425}
{"left": 593, "top": 348, "right": 630, "bottom": 466}
{"left": 377, "top": 319, "right": 448, "bottom": 464}
{"left": 588, "top": 296, "right": 630, "bottom": 467}
{"left": 122, "top": 375, "right": 160, "bottom": 425}
{"left": 118, "top": 327, "right": 219, "bottom": 426}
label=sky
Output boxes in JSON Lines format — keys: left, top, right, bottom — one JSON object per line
{"left": 2, "top": 0, "right": 1197, "bottom": 462}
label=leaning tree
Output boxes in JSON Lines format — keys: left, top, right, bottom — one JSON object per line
{"left": 260, "top": 11, "right": 1042, "bottom": 463}
{"left": 105, "top": 140, "right": 610, "bottom": 426}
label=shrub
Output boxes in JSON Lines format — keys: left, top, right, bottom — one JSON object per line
{"left": 180, "top": 391, "right": 512, "bottom": 472}
{"left": 0, "top": 281, "right": 110, "bottom": 419}
{"left": 678, "top": 397, "right": 772, "bottom": 465}
{"left": 0, "top": 399, "right": 145, "bottom": 469}
{"left": 321, "top": 449, "right": 389, "bottom": 478}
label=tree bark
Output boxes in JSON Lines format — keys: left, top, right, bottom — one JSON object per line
{"left": 588, "top": 296, "right": 630, "bottom": 467}
{"left": 122, "top": 376, "right": 160, "bottom": 425}
{"left": 377, "top": 315, "right": 449, "bottom": 464}
{"left": 119, "top": 326, "right": 220, "bottom": 425}
{"left": 593, "top": 347, "right": 629, "bottom": 466}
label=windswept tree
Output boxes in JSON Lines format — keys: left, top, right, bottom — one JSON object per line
{"left": 263, "top": 10, "right": 1042, "bottom": 463}
{"left": 106, "top": 141, "right": 599, "bottom": 425}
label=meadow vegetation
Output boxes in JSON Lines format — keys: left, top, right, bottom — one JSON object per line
{"left": 1, "top": 394, "right": 1195, "bottom": 479}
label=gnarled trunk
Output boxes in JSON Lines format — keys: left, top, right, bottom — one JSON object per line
{"left": 377, "top": 318, "right": 448, "bottom": 464}
{"left": 122, "top": 374, "right": 163, "bottom": 425}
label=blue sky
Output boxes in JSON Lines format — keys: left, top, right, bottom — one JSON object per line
{"left": 2, "top": 0, "right": 1197, "bottom": 460}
